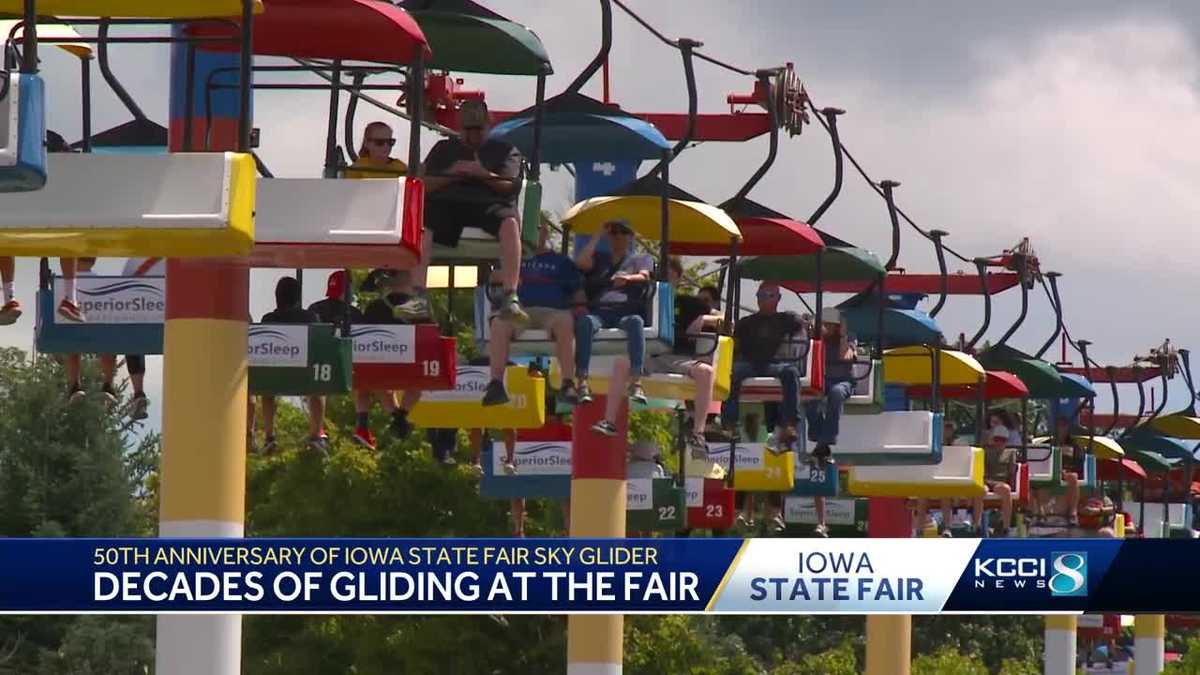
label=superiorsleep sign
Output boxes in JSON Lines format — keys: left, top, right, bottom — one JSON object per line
{"left": 0, "top": 539, "right": 1196, "bottom": 613}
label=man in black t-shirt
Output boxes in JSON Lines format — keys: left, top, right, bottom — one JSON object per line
{"left": 252, "top": 276, "right": 326, "bottom": 456}
{"left": 421, "top": 99, "right": 527, "bottom": 326}
{"left": 307, "top": 270, "right": 363, "bottom": 325}
{"left": 721, "top": 281, "right": 808, "bottom": 449}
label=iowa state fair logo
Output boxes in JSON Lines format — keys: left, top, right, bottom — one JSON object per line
{"left": 247, "top": 325, "right": 308, "bottom": 367}
{"left": 493, "top": 441, "right": 571, "bottom": 476}
{"left": 55, "top": 276, "right": 165, "bottom": 324}
{"left": 350, "top": 325, "right": 415, "bottom": 364}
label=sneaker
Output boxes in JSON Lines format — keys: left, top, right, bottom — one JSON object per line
{"left": 686, "top": 431, "right": 708, "bottom": 460}
{"left": 495, "top": 292, "right": 529, "bottom": 328}
{"left": 389, "top": 409, "right": 413, "bottom": 437}
{"left": 130, "top": 392, "right": 149, "bottom": 420}
{"left": 627, "top": 381, "right": 647, "bottom": 406}
{"left": 392, "top": 294, "right": 432, "bottom": 323}
{"left": 810, "top": 442, "right": 833, "bottom": 464}
{"left": 0, "top": 300, "right": 21, "bottom": 325}
{"left": 736, "top": 513, "right": 755, "bottom": 529}
{"left": 768, "top": 514, "right": 786, "bottom": 534}
{"left": 67, "top": 386, "right": 86, "bottom": 404}
{"left": 576, "top": 380, "right": 594, "bottom": 405}
{"left": 503, "top": 459, "right": 517, "bottom": 476}
{"left": 262, "top": 436, "right": 278, "bottom": 454}
{"left": 57, "top": 299, "right": 85, "bottom": 323}
{"left": 481, "top": 379, "right": 510, "bottom": 407}
{"left": 352, "top": 427, "right": 377, "bottom": 451}
{"left": 590, "top": 419, "right": 618, "bottom": 436}
{"left": 101, "top": 384, "right": 118, "bottom": 406}
{"left": 940, "top": 529, "right": 953, "bottom": 538}
{"left": 439, "top": 455, "right": 457, "bottom": 467}
{"left": 813, "top": 523, "right": 829, "bottom": 538}
{"left": 559, "top": 381, "right": 580, "bottom": 406}
{"left": 307, "top": 435, "right": 330, "bottom": 457}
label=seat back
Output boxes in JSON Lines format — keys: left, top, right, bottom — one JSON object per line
{"left": 479, "top": 436, "right": 572, "bottom": 500}
{"left": 350, "top": 323, "right": 457, "bottom": 391}
{"left": 626, "top": 478, "right": 686, "bottom": 531}
{"left": 847, "top": 445, "right": 985, "bottom": 498}
{"left": 684, "top": 477, "right": 736, "bottom": 529}
{"left": 783, "top": 496, "right": 869, "bottom": 537}
{"left": 0, "top": 73, "right": 46, "bottom": 191}
{"left": 248, "top": 323, "right": 353, "bottom": 396}
{"left": 408, "top": 365, "right": 546, "bottom": 429}
{"left": 790, "top": 457, "right": 840, "bottom": 497}
{"left": 0, "top": 152, "right": 255, "bottom": 257}
{"left": 34, "top": 274, "right": 165, "bottom": 355}
{"left": 845, "top": 359, "right": 884, "bottom": 414}
{"left": 1027, "top": 445, "right": 1063, "bottom": 488}
{"left": 705, "top": 442, "right": 796, "bottom": 492}
{"left": 834, "top": 410, "right": 943, "bottom": 466}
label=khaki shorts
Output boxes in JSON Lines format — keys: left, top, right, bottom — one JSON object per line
{"left": 648, "top": 353, "right": 705, "bottom": 375}
{"left": 492, "top": 306, "right": 573, "bottom": 338}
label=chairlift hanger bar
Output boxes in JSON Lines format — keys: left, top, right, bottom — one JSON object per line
{"left": 296, "top": 58, "right": 456, "bottom": 137}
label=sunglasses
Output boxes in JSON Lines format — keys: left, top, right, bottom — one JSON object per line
{"left": 368, "top": 138, "right": 396, "bottom": 147}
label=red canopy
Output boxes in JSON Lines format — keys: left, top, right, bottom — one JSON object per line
{"left": 193, "top": 0, "right": 430, "bottom": 63}
{"left": 1056, "top": 366, "right": 1161, "bottom": 383}
{"left": 671, "top": 216, "right": 823, "bottom": 256}
{"left": 785, "top": 271, "right": 1020, "bottom": 295}
{"left": 1098, "top": 458, "right": 1148, "bottom": 482}
{"left": 908, "top": 370, "right": 1029, "bottom": 401}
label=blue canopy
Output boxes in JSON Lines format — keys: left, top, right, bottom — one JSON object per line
{"left": 489, "top": 91, "right": 670, "bottom": 163}
{"left": 840, "top": 305, "right": 942, "bottom": 347}
{"left": 1057, "top": 372, "right": 1096, "bottom": 399}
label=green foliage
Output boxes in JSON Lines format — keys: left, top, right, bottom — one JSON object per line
{"left": 997, "top": 656, "right": 1041, "bottom": 675}
{"left": 912, "top": 646, "right": 988, "bottom": 675}
{"left": 912, "top": 615, "right": 1043, "bottom": 672}
{"left": 625, "top": 615, "right": 759, "bottom": 675}
{"left": 769, "top": 642, "right": 858, "bottom": 675}
{"left": 0, "top": 348, "right": 158, "bottom": 673}
{"left": 1165, "top": 636, "right": 1200, "bottom": 674}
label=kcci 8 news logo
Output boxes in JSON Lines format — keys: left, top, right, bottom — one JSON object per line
{"left": 973, "top": 551, "right": 1087, "bottom": 597}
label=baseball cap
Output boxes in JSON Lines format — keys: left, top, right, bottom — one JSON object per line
{"left": 605, "top": 218, "right": 634, "bottom": 235}
{"left": 459, "top": 100, "right": 489, "bottom": 129}
{"left": 326, "top": 270, "right": 348, "bottom": 300}
{"left": 630, "top": 439, "right": 657, "bottom": 461}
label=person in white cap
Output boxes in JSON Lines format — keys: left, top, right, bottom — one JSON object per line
{"left": 627, "top": 439, "right": 666, "bottom": 480}
{"left": 803, "top": 306, "right": 858, "bottom": 463}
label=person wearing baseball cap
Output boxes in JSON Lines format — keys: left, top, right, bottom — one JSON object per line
{"left": 420, "top": 99, "right": 528, "bottom": 326}
{"left": 802, "top": 306, "right": 858, "bottom": 464}
{"left": 574, "top": 217, "right": 656, "bottom": 427}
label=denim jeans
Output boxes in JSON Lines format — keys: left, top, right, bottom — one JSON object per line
{"left": 722, "top": 360, "right": 801, "bottom": 428}
{"left": 575, "top": 308, "right": 646, "bottom": 377}
{"left": 805, "top": 379, "right": 853, "bottom": 445}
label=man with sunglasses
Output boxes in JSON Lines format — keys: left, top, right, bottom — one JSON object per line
{"left": 422, "top": 100, "right": 527, "bottom": 325}
{"left": 574, "top": 219, "right": 655, "bottom": 423}
{"left": 345, "top": 121, "right": 407, "bottom": 179}
{"left": 721, "top": 281, "right": 809, "bottom": 449}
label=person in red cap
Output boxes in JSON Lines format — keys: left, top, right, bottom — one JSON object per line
{"left": 307, "top": 270, "right": 363, "bottom": 325}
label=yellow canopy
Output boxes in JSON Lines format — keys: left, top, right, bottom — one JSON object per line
{"left": 1149, "top": 414, "right": 1200, "bottom": 440}
{"left": 1032, "top": 435, "right": 1125, "bottom": 461}
{"left": 561, "top": 195, "right": 741, "bottom": 245}
{"left": 883, "top": 347, "right": 986, "bottom": 387}
{"left": 0, "top": 19, "right": 90, "bottom": 58}
{"left": 0, "top": 0, "right": 263, "bottom": 18}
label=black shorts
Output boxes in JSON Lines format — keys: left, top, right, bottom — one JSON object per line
{"left": 425, "top": 199, "right": 516, "bottom": 248}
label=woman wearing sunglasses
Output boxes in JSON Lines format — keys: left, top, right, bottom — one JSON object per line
{"left": 344, "top": 121, "right": 408, "bottom": 179}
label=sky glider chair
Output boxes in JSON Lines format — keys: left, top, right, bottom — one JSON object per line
{"left": 684, "top": 476, "right": 736, "bottom": 531}
{"left": 247, "top": 324, "right": 352, "bottom": 396}
{"left": 626, "top": 476, "right": 687, "bottom": 532}
{"left": 788, "top": 455, "right": 840, "bottom": 497}
{"left": 34, "top": 271, "right": 163, "bottom": 355}
{"left": 0, "top": 151, "right": 255, "bottom": 256}
{"left": 848, "top": 445, "right": 985, "bottom": 498}
{"left": 351, "top": 323, "right": 456, "bottom": 392}
{"left": 704, "top": 408, "right": 798, "bottom": 492}
{"left": 544, "top": 334, "right": 733, "bottom": 402}
{"left": 479, "top": 423, "right": 571, "bottom": 500}
{"left": 249, "top": 176, "right": 421, "bottom": 269}
{"left": 406, "top": 364, "right": 545, "bottom": 429}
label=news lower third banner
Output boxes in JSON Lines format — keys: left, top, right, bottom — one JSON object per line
{"left": 0, "top": 538, "right": 1197, "bottom": 613}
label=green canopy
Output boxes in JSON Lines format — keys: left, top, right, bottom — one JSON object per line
{"left": 976, "top": 344, "right": 1063, "bottom": 398}
{"left": 739, "top": 229, "right": 884, "bottom": 282}
{"left": 406, "top": 0, "right": 551, "bottom": 75}
{"left": 1128, "top": 449, "right": 1178, "bottom": 474}
{"left": 1121, "top": 427, "right": 1196, "bottom": 462}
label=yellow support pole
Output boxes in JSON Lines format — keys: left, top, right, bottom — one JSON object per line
{"left": 1134, "top": 615, "right": 1165, "bottom": 675}
{"left": 866, "top": 615, "right": 912, "bottom": 675}
{"left": 1044, "top": 615, "right": 1077, "bottom": 674}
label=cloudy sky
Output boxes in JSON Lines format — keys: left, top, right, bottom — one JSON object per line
{"left": 8, "top": 1, "right": 1200, "bottom": 431}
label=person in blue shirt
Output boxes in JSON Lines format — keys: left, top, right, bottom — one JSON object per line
{"left": 483, "top": 221, "right": 586, "bottom": 406}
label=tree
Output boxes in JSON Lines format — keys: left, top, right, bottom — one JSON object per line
{"left": 911, "top": 646, "right": 988, "bottom": 675}
{"left": 0, "top": 348, "right": 157, "bottom": 673}
{"left": 1164, "top": 636, "right": 1200, "bottom": 674}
